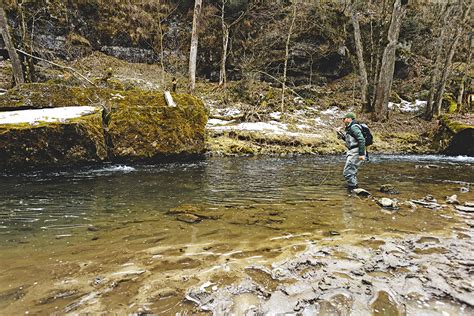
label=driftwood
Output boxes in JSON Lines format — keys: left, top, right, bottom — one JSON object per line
{"left": 164, "top": 91, "right": 176, "bottom": 107}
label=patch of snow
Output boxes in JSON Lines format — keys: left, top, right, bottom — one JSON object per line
{"left": 0, "top": 106, "right": 99, "bottom": 125}
{"left": 208, "top": 120, "right": 322, "bottom": 138}
{"left": 388, "top": 99, "right": 426, "bottom": 113}
{"left": 296, "top": 124, "right": 312, "bottom": 130}
{"left": 321, "top": 106, "right": 342, "bottom": 117}
{"left": 219, "top": 108, "right": 241, "bottom": 117}
{"left": 207, "top": 118, "right": 233, "bottom": 126}
{"left": 293, "top": 109, "right": 308, "bottom": 116}
{"left": 269, "top": 112, "right": 282, "bottom": 120}
{"left": 313, "top": 117, "right": 328, "bottom": 126}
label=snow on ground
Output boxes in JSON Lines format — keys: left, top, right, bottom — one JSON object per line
{"left": 389, "top": 99, "right": 426, "bottom": 113}
{"left": 269, "top": 112, "right": 282, "bottom": 120}
{"left": 207, "top": 120, "right": 322, "bottom": 138}
{"left": 0, "top": 106, "right": 99, "bottom": 125}
{"left": 321, "top": 106, "right": 343, "bottom": 117}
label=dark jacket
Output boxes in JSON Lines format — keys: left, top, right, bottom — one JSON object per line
{"left": 345, "top": 120, "right": 366, "bottom": 155}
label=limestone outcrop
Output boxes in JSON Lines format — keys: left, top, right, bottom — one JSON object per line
{"left": 0, "top": 84, "right": 208, "bottom": 170}
{"left": 0, "top": 106, "right": 107, "bottom": 170}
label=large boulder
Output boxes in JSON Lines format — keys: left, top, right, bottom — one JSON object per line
{"left": 433, "top": 115, "right": 474, "bottom": 156}
{"left": 0, "top": 83, "right": 112, "bottom": 110}
{"left": 0, "top": 84, "right": 208, "bottom": 169}
{"left": 108, "top": 90, "right": 207, "bottom": 159}
{"left": 0, "top": 106, "right": 107, "bottom": 170}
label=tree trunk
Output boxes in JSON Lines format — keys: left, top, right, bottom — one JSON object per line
{"left": 350, "top": 5, "right": 370, "bottom": 112}
{"left": 0, "top": 6, "right": 24, "bottom": 85}
{"left": 424, "top": 3, "right": 451, "bottom": 120}
{"left": 219, "top": 0, "right": 229, "bottom": 88}
{"left": 373, "top": 0, "right": 405, "bottom": 121}
{"left": 433, "top": 2, "right": 472, "bottom": 117}
{"left": 158, "top": 14, "right": 166, "bottom": 87}
{"left": 188, "top": 0, "right": 202, "bottom": 93}
{"left": 281, "top": 3, "right": 296, "bottom": 113}
{"left": 19, "top": 2, "right": 35, "bottom": 82}
{"left": 219, "top": 26, "right": 229, "bottom": 87}
{"left": 370, "top": 0, "right": 387, "bottom": 110}
{"left": 457, "top": 33, "right": 472, "bottom": 112}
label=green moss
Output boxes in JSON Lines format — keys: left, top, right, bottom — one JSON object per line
{"left": 0, "top": 83, "right": 121, "bottom": 110}
{"left": 0, "top": 109, "right": 106, "bottom": 169}
{"left": 440, "top": 115, "right": 472, "bottom": 133}
{"left": 109, "top": 89, "right": 207, "bottom": 159}
{"left": 445, "top": 94, "right": 457, "bottom": 114}
{"left": 0, "top": 83, "right": 208, "bottom": 166}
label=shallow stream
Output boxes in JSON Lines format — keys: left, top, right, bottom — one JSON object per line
{"left": 0, "top": 155, "right": 473, "bottom": 314}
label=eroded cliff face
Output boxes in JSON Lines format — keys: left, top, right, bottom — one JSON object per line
{"left": 0, "top": 84, "right": 208, "bottom": 170}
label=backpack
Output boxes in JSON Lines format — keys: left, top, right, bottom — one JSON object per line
{"left": 349, "top": 123, "right": 373, "bottom": 146}
{"left": 357, "top": 123, "right": 373, "bottom": 146}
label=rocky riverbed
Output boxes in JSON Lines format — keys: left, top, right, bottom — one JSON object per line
{"left": 0, "top": 156, "right": 472, "bottom": 314}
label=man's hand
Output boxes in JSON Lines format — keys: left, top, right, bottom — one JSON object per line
{"left": 358, "top": 155, "right": 366, "bottom": 161}
{"left": 333, "top": 127, "right": 345, "bottom": 140}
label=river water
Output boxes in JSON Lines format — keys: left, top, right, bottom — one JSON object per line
{"left": 0, "top": 155, "right": 473, "bottom": 314}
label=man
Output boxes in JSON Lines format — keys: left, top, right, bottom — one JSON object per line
{"left": 336, "top": 112, "right": 366, "bottom": 190}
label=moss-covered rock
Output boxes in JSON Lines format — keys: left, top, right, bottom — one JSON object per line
{"left": 433, "top": 115, "right": 474, "bottom": 156}
{"left": 0, "top": 83, "right": 114, "bottom": 110}
{"left": 109, "top": 90, "right": 207, "bottom": 159}
{"left": 0, "top": 84, "right": 208, "bottom": 169}
{"left": 0, "top": 108, "right": 107, "bottom": 170}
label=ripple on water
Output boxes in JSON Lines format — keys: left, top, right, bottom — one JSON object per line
{"left": 40, "top": 224, "right": 88, "bottom": 230}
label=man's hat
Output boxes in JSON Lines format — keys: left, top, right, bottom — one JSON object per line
{"left": 342, "top": 112, "right": 356, "bottom": 119}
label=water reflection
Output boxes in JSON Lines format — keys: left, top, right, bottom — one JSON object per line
{"left": 0, "top": 155, "right": 472, "bottom": 242}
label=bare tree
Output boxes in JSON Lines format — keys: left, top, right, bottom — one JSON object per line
{"left": 218, "top": 0, "right": 248, "bottom": 88}
{"left": 423, "top": 3, "right": 453, "bottom": 120}
{"left": 189, "top": 0, "right": 202, "bottom": 93}
{"left": 457, "top": 33, "right": 472, "bottom": 112}
{"left": 373, "top": 0, "right": 406, "bottom": 121}
{"left": 18, "top": 0, "right": 36, "bottom": 82}
{"left": 432, "top": 1, "right": 472, "bottom": 118}
{"left": 0, "top": 5, "right": 24, "bottom": 85}
{"left": 349, "top": 2, "right": 369, "bottom": 112}
{"left": 281, "top": 2, "right": 296, "bottom": 113}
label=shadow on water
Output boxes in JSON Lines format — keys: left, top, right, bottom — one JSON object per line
{"left": 0, "top": 155, "right": 473, "bottom": 314}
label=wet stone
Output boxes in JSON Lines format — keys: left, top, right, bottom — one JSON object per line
{"left": 377, "top": 198, "right": 398, "bottom": 209}
{"left": 157, "top": 288, "right": 178, "bottom": 298}
{"left": 460, "top": 187, "right": 470, "bottom": 193}
{"left": 380, "top": 184, "right": 400, "bottom": 195}
{"left": 176, "top": 213, "right": 202, "bottom": 223}
{"left": 352, "top": 188, "right": 371, "bottom": 197}
{"left": 455, "top": 205, "right": 474, "bottom": 213}
{"left": 445, "top": 194, "right": 460, "bottom": 205}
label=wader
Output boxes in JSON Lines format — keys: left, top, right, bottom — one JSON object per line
{"left": 343, "top": 147, "right": 362, "bottom": 188}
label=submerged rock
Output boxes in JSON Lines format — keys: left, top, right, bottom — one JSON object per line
{"left": 380, "top": 184, "right": 400, "bottom": 194}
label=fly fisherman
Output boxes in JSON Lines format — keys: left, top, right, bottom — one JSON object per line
{"left": 335, "top": 112, "right": 366, "bottom": 190}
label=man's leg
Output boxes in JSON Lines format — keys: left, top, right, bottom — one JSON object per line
{"left": 343, "top": 149, "right": 362, "bottom": 189}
